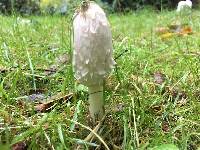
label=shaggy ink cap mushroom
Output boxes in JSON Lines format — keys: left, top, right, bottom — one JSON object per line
{"left": 73, "top": 1, "right": 115, "bottom": 121}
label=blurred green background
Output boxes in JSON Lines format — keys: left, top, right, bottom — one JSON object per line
{"left": 0, "top": 0, "right": 199, "bottom": 15}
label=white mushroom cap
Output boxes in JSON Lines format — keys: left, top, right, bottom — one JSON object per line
{"left": 177, "top": 0, "right": 192, "bottom": 12}
{"left": 73, "top": 1, "right": 116, "bottom": 87}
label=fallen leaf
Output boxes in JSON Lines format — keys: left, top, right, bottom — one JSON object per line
{"left": 150, "top": 104, "right": 163, "bottom": 115}
{"left": 0, "top": 111, "right": 12, "bottom": 124}
{"left": 44, "top": 67, "right": 57, "bottom": 76}
{"left": 162, "top": 121, "right": 170, "bottom": 132}
{"left": 165, "top": 87, "right": 187, "bottom": 105}
{"left": 154, "top": 72, "right": 165, "bottom": 84}
{"left": 159, "top": 23, "right": 193, "bottom": 39}
{"left": 168, "top": 24, "right": 183, "bottom": 33}
{"left": 55, "top": 53, "right": 69, "bottom": 65}
{"left": 15, "top": 89, "right": 46, "bottom": 103}
{"left": 29, "top": 89, "right": 47, "bottom": 95}
{"left": 168, "top": 24, "right": 181, "bottom": 30}
{"left": 160, "top": 32, "right": 174, "bottom": 40}
{"left": 34, "top": 103, "right": 50, "bottom": 112}
{"left": 113, "top": 103, "right": 125, "bottom": 113}
{"left": 187, "top": 143, "right": 197, "bottom": 150}
{"left": 170, "top": 89, "right": 187, "bottom": 100}
{"left": 0, "top": 67, "right": 8, "bottom": 73}
{"left": 28, "top": 94, "right": 46, "bottom": 102}
{"left": 35, "top": 93, "right": 73, "bottom": 112}
{"left": 12, "top": 141, "right": 27, "bottom": 150}
{"left": 178, "top": 91, "right": 187, "bottom": 100}
{"left": 112, "top": 144, "right": 121, "bottom": 150}
{"left": 179, "top": 26, "right": 193, "bottom": 35}
{"left": 177, "top": 98, "right": 187, "bottom": 107}
{"left": 16, "top": 100, "right": 26, "bottom": 110}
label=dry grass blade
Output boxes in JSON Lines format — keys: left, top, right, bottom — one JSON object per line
{"left": 131, "top": 96, "right": 139, "bottom": 148}
{"left": 69, "top": 114, "right": 110, "bottom": 150}
{"left": 76, "top": 114, "right": 107, "bottom": 149}
{"left": 85, "top": 115, "right": 106, "bottom": 142}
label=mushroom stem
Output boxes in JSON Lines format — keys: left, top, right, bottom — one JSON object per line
{"left": 88, "top": 85, "right": 104, "bottom": 121}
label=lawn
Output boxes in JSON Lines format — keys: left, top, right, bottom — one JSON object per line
{"left": 0, "top": 9, "right": 199, "bottom": 149}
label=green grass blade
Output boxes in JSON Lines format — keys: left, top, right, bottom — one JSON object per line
{"left": 70, "top": 100, "right": 81, "bottom": 131}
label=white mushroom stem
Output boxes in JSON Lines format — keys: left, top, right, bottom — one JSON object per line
{"left": 88, "top": 85, "right": 104, "bottom": 121}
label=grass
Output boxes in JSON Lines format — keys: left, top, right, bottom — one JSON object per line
{"left": 0, "top": 9, "right": 200, "bottom": 149}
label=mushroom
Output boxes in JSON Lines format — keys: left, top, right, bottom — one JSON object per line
{"left": 73, "top": 1, "right": 115, "bottom": 121}
{"left": 177, "top": 0, "right": 192, "bottom": 12}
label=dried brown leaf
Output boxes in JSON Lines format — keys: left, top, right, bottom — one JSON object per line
{"left": 113, "top": 103, "right": 125, "bottom": 113}
{"left": 162, "top": 121, "right": 170, "bottom": 132}
{"left": 178, "top": 26, "right": 193, "bottom": 36}
{"left": 12, "top": 141, "right": 27, "bottom": 150}
{"left": 154, "top": 72, "right": 165, "bottom": 84}
{"left": 160, "top": 32, "right": 175, "bottom": 40}
{"left": 150, "top": 104, "right": 163, "bottom": 115}
{"left": 34, "top": 93, "right": 73, "bottom": 112}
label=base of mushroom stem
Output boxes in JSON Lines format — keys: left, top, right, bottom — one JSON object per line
{"left": 88, "top": 85, "right": 104, "bottom": 122}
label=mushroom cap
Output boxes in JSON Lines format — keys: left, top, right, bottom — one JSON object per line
{"left": 177, "top": 0, "right": 192, "bottom": 12}
{"left": 73, "top": 2, "right": 116, "bottom": 86}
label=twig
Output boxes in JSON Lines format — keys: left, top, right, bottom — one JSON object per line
{"left": 23, "top": 72, "right": 45, "bottom": 79}
{"left": 0, "top": 125, "right": 36, "bottom": 130}
{"left": 22, "top": 67, "right": 58, "bottom": 73}
{"left": 0, "top": 67, "right": 61, "bottom": 75}
{"left": 114, "top": 49, "right": 129, "bottom": 61}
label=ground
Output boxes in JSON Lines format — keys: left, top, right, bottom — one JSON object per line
{"left": 0, "top": 9, "right": 199, "bottom": 150}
